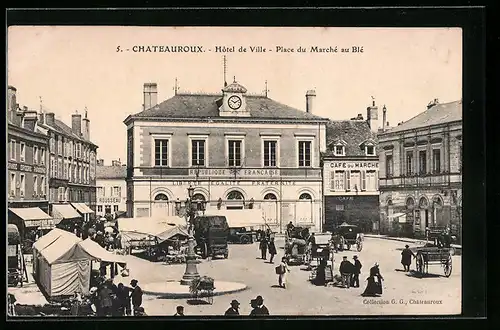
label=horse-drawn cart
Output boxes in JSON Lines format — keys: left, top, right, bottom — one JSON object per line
{"left": 331, "top": 223, "right": 364, "bottom": 252}
{"left": 414, "top": 247, "right": 453, "bottom": 277}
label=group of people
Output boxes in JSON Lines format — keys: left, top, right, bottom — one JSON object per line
{"left": 259, "top": 234, "right": 278, "bottom": 263}
{"left": 88, "top": 278, "right": 144, "bottom": 316}
{"left": 224, "top": 295, "right": 270, "bottom": 316}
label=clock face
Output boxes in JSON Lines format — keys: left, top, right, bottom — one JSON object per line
{"left": 227, "top": 95, "right": 242, "bottom": 110}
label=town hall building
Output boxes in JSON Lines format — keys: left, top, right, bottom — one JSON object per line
{"left": 124, "top": 79, "right": 329, "bottom": 233}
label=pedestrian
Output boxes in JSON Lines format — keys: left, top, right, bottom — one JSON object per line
{"left": 276, "top": 257, "right": 290, "bottom": 289}
{"left": 249, "top": 299, "right": 259, "bottom": 316}
{"left": 339, "top": 256, "right": 354, "bottom": 288}
{"left": 351, "top": 255, "right": 362, "bottom": 288}
{"left": 97, "top": 280, "right": 113, "bottom": 316}
{"left": 116, "top": 283, "right": 131, "bottom": 316}
{"left": 268, "top": 237, "right": 277, "bottom": 263}
{"left": 174, "top": 305, "right": 184, "bottom": 316}
{"left": 307, "top": 233, "right": 316, "bottom": 245}
{"left": 255, "top": 295, "right": 269, "bottom": 315}
{"left": 259, "top": 235, "right": 268, "bottom": 260}
{"left": 129, "top": 279, "right": 143, "bottom": 315}
{"left": 224, "top": 300, "right": 240, "bottom": 316}
{"left": 312, "top": 258, "right": 327, "bottom": 286}
{"left": 362, "top": 262, "right": 384, "bottom": 297}
{"left": 286, "top": 221, "right": 294, "bottom": 236}
{"left": 401, "top": 244, "right": 415, "bottom": 272}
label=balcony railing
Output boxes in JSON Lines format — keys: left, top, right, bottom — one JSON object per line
{"left": 133, "top": 166, "right": 322, "bottom": 179}
{"left": 379, "top": 172, "right": 460, "bottom": 189}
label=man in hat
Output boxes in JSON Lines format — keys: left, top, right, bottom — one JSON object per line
{"left": 339, "top": 256, "right": 354, "bottom": 288}
{"left": 174, "top": 305, "right": 184, "bottom": 316}
{"left": 255, "top": 295, "right": 269, "bottom": 315}
{"left": 224, "top": 300, "right": 240, "bottom": 316}
{"left": 401, "top": 244, "right": 415, "bottom": 272}
{"left": 351, "top": 256, "right": 362, "bottom": 288}
{"left": 129, "top": 279, "right": 143, "bottom": 315}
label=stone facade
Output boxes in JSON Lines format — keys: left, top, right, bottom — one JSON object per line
{"left": 96, "top": 162, "right": 127, "bottom": 217}
{"left": 378, "top": 100, "right": 462, "bottom": 240}
{"left": 124, "top": 81, "right": 328, "bottom": 233}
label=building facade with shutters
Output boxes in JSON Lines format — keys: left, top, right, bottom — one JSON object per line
{"left": 322, "top": 101, "right": 381, "bottom": 233}
{"left": 378, "top": 100, "right": 462, "bottom": 240}
{"left": 7, "top": 86, "right": 50, "bottom": 214}
{"left": 96, "top": 159, "right": 127, "bottom": 217}
{"left": 37, "top": 108, "right": 99, "bottom": 214}
{"left": 124, "top": 80, "right": 328, "bottom": 232}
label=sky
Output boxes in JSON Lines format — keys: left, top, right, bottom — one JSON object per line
{"left": 7, "top": 26, "right": 462, "bottom": 164}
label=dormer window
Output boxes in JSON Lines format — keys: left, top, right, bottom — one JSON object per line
{"left": 365, "top": 145, "right": 375, "bottom": 156}
{"left": 334, "top": 145, "right": 345, "bottom": 156}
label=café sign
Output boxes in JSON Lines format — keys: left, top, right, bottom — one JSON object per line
{"left": 329, "top": 161, "right": 379, "bottom": 169}
{"left": 7, "top": 162, "right": 46, "bottom": 173}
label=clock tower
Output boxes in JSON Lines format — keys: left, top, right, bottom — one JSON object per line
{"left": 219, "top": 77, "right": 250, "bottom": 117}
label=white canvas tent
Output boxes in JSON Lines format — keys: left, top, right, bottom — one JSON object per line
{"left": 32, "top": 228, "right": 127, "bottom": 298}
{"left": 205, "top": 209, "right": 266, "bottom": 229}
{"left": 117, "top": 217, "right": 189, "bottom": 248}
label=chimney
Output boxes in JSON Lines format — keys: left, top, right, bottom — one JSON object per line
{"left": 7, "top": 85, "right": 17, "bottom": 112}
{"left": 366, "top": 98, "right": 379, "bottom": 133}
{"left": 143, "top": 83, "right": 158, "bottom": 111}
{"left": 72, "top": 112, "right": 82, "bottom": 136}
{"left": 382, "top": 105, "right": 387, "bottom": 132}
{"left": 38, "top": 112, "right": 45, "bottom": 125}
{"left": 97, "top": 159, "right": 104, "bottom": 166}
{"left": 82, "top": 108, "right": 90, "bottom": 140}
{"left": 45, "top": 112, "right": 55, "bottom": 126}
{"left": 112, "top": 159, "right": 121, "bottom": 166}
{"left": 305, "top": 90, "right": 316, "bottom": 114}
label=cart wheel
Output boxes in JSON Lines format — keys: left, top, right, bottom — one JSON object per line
{"left": 356, "top": 240, "right": 363, "bottom": 252}
{"left": 416, "top": 253, "right": 424, "bottom": 273}
{"left": 224, "top": 251, "right": 229, "bottom": 259}
{"left": 240, "top": 236, "right": 250, "bottom": 244}
{"left": 346, "top": 244, "right": 351, "bottom": 251}
{"left": 208, "top": 293, "right": 214, "bottom": 305}
{"left": 444, "top": 254, "right": 452, "bottom": 277}
{"left": 202, "top": 243, "right": 208, "bottom": 259}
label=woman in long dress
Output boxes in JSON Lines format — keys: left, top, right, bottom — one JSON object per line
{"left": 362, "top": 262, "right": 384, "bottom": 296}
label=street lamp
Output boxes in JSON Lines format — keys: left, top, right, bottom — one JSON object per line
{"left": 180, "top": 185, "right": 201, "bottom": 285}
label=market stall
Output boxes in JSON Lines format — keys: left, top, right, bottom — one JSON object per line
{"left": 32, "top": 228, "right": 128, "bottom": 299}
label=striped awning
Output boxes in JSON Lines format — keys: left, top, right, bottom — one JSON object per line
{"left": 71, "top": 203, "right": 94, "bottom": 214}
{"left": 8, "top": 207, "right": 54, "bottom": 228}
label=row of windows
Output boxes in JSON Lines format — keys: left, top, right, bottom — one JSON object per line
{"left": 385, "top": 146, "right": 462, "bottom": 177}
{"left": 332, "top": 144, "right": 376, "bottom": 157}
{"left": 97, "top": 186, "right": 122, "bottom": 197}
{"left": 9, "top": 140, "right": 46, "bottom": 165}
{"left": 50, "top": 135, "right": 90, "bottom": 161}
{"left": 330, "top": 170, "right": 378, "bottom": 191}
{"left": 49, "top": 156, "right": 91, "bottom": 183}
{"left": 152, "top": 191, "right": 313, "bottom": 202}
{"left": 97, "top": 205, "right": 120, "bottom": 213}
{"left": 9, "top": 172, "right": 46, "bottom": 197}
{"left": 153, "top": 138, "right": 313, "bottom": 168}
{"left": 50, "top": 187, "right": 90, "bottom": 203}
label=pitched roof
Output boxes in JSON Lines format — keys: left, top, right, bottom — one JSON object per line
{"left": 129, "top": 94, "right": 328, "bottom": 121}
{"left": 41, "top": 118, "right": 98, "bottom": 147}
{"left": 384, "top": 100, "right": 462, "bottom": 134}
{"left": 96, "top": 165, "right": 127, "bottom": 179}
{"left": 324, "top": 120, "right": 378, "bottom": 157}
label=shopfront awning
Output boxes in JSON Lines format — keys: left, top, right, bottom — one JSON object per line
{"left": 8, "top": 207, "right": 54, "bottom": 228}
{"left": 52, "top": 204, "right": 81, "bottom": 224}
{"left": 71, "top": 203, "right": 94, "bottom": 214}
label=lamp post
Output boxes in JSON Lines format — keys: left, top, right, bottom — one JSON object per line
{"left": 180, "top": 185, "right": 201, "bottom": 285}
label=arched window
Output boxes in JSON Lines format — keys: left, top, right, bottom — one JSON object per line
{"left": 406, "top": 197, "right": 415, "bottom": 210}
{"left": 419, "top": 197, "right": 429, "bottom": 209}
{"left": 432, "top": 195, "right": 443, "bottom": 208}
{"left": 299, "top": 193, "right": 312, "bottom": 200}
{"left": 227, "top": 191, "right": 244, "bottom": 200}
{"left": 154, "top": 193, "right": 169, "bottom": 201}
{"left": 264, "top": 193, "right": 277, "bottom": 200}
{"left": 192, "top": 193, "right": 206, "bottom": 201}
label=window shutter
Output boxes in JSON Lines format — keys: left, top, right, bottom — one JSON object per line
{"left": 362, "top": 171, "right": 366, "bottom": 190}
{"left": 330, "top": 171, "right": 335, "bottom": 191}
{"left": 345, "top": 170, "right": 351, "bottom": 191}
